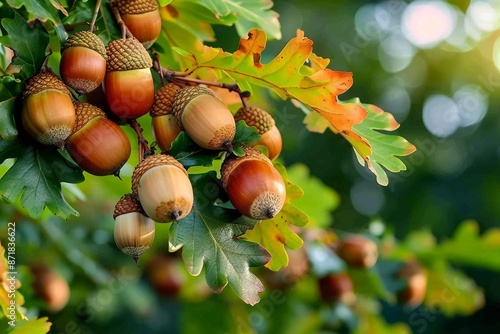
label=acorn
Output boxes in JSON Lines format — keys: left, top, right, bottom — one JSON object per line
{"left": 114, "top": 194, "right": 155, "bottom": 263}
{"left": 105, "top": 37, "right": 154, "bottom": 119}
{"left": 396, "top": 261, "right": 427, "bottom": 307}
{"left": 132, "top": 154, "right": 193, "bottom": 222}
{"left": 65, "top": 102, "right": 131, "bottom": 176}
{"left": 30, "top": 264, "right": 70, "bottom": 313}
{"left": 172, "top": 86, "right": 236, "bottom": 150}
{"left": 221, "top": 147, "right": 286, "bottom": 220}
{"left": 115, "top": 0, "right": 162, "bottom": 49}
{"left": 21, "top": 71, "right": 76, "bottom": 147}
{"left": 335, "top": 235, "right": 378, "bottom": 268}
{"left": 60, "top": 31, "right": 107, "bottom": 94}
{"left": 150, "top": 83, "right": 182, "bottom": 151}
{"left": 318, "top": 273, "right": 355, "bottom": 305}
{"left": 234, "top": 106, "right": 282, "bottom": 160}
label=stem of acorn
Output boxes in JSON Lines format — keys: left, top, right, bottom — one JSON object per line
{"left": 129, "top": 119, "right": 151, "bottom": 162}
{"left": 152, "top": 51, "right": 166, "bottom": 86}
{"left": 163, "top": 68, "right": 251, "bottom": 101}
{"left": 110, "top": 0, "right": 132, "bottom": 39}
{"left": 89, "top": 0, "right": 101, "bottom": 32}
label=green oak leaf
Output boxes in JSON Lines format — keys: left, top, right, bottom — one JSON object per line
{"left": 7, "top": 318, "right": 52, "bottom": 334}
{"left": 168, "top": 172, "right": 270, "bottom": 305}
{"left": 436, "top": 220, "right": 500, "bottom": 271}
{"left": 7, "top": 0, "right": 68, "bottom": 42}
{"left": 169, "top": 131, "right": 223, "bottom": 168}
{"left": 66, "top": 0, "right": 121, "bottom": 45}
{"left": 0, "top": 75, "right": 22, "bottom": 139}
{"left": 351, "top": 101, "right": 416, "bottom": 186}
{"left": 0, "top": 11, "right": 50, "bottom": 79}
{"left": 233, "top": 120, "right": 260, "bottom": 146}
{"left": 424, "top": 260, "right": 484, "bottom": 316}
{"left": 286, "top": 163, "right": 339, "bottom": 228}
{"left": 244, "top": 164, "right": 308, "bottom": 271}
{"left": 0, "top": 137, "right": 23, "bottom": 163}
{"left": 196, "top": 0, "right": 281, "bottom": 40}
{"left": 0, "top": 142, "right": 84, "bottom": 219}
{"left": 354, "top": 299, "right": 411, "bottom": 334}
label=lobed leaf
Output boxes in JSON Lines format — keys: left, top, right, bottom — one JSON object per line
{"left": 196, "top": 0, "right": 281, "bottom": 40}
{"left": 175, "top": 28, "right": 415, "bottom": 185}
{"left": 243, "top": 164, "right": 308, "bottom": 271}
{"left": 6, "top": 0, "right": 68, "bottom": 42}
{"left": 285, "top": 163, "right": 339, "bottom": 228}
{"left": 0, "top": 75, "right": 22, "bottom": 140}
{"left": 436, "top": 220, "right": 500, "bottom": 272}
{"left": 351, "top": 102, "right": 416, "bottom": 186}
{"left": 168, "top": 172, "right": 270, "bottom": 305}
{"left": 0, "top": 142, "right": 84, "bottom": 219}
{"left": 0, "top": 11, "right": 50, "bottom": 80}
{"left": 424, "top": 260, "right": 484, "bottom": 316}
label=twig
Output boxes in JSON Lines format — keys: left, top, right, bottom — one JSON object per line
{"left": 152, "top": 50, "right": 166, "bottom": 86}
{"left": 110, "top": 0, "right": 132, "bottom": 39}
{"left": 89, "top": 0, "right": 102, "bottom": 32}
{"left": 128, "top": 119, "right": 151, "bottom": 162}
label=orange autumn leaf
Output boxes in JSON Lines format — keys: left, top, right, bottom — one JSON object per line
{"left": 175, "top": 28, "right": 415, "bottom": 185}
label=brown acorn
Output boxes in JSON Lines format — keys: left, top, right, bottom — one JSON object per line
{"left": 335, "top": 235, "right": 378, "bottom": 268}
{"left": 318, "top": 273, "right": 355, "bottom": 305}
{"left": 65, "top": 102, "right": 131, "bottom": 176}
{"left": 172, "top": 86, "right": 236, "bottom": 150}
{"left": 114, "top": 194, "right": 155, "bottom": 263}
{"left": 397, "top": 261, "right": 427, "bottom": 307}
{"left": 234, "top": 106, "right": 282, "bottom": 160}
{"left": 115, "top": 0, "right": 162, "bottom": 49}
{"left": 21, "top": 71, "right": 76, "bottom": 147}
{"left": 221, "top": 147, "right": 286, "bottom": 220}
{"left": 150, "top": 83, "right": 182, "bottom": 151}
{"left": 30, "top": 264, "right": 70, "bottom": 312}
{"left": 60, "top": 31, "right": 107, "bottom": 94}
{"left": 105, "top": 37, "right": 154, "bottom": 119}
{"left": 132, "top": 154, "right": 193, "bottom": 223}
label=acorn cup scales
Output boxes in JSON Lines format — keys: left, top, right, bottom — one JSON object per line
{"left": 21, "top": 71, "right": 76, "bottom": 147}
{"left": 172, "top": 86, "right": 236, "bottom": 150}
{"left": 105, "top": 37, "right": 154, "bottom": 120}
{"left": 132, "top": 154, "right": 194, "bottom": 223}
{"left": 60, "top": 31, "right": 107, "bottom": 94}
{"left": 234, "top": 106, "right": 282, "bottom": 160}
{"left": 114, "top": 194, "right": 155, "bottom": 263}
{"left": 150, "top": 83, "right": 182, "bottom": 151}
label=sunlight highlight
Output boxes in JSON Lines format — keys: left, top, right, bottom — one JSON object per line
{"left": 402, "top": 1, "right": 456, "bottom": 49}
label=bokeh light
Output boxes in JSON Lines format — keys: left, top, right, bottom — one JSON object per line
{"left": 402, "top": 1, "right": 457, "bottom": 49}
{"left": 350, "top": 180, "right": 385, "bottom": 216}
{"left": 422, "top": 95, "right": 461, "bottom": 138}
{"left": 453, "top": 85, "right": 488, "bottom": 127}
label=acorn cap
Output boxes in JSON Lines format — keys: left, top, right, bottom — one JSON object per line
{"left": 22, "top": 71, "right": 71, "bottom": 98}
{"left": 150, "top": 83, "right": 181, "bottom": 117}
{"left": 171, "top": 86, "right": 214, "bottom": 125}
{"left": 116, "top": 0, "right": 158, "bottom": 14}
{"left": 61, "top": 31, "right": 107, "bottom": 60}
{"left": 113, "top": 193, "right": 146, "bottom": 218}
{"left": 106, "top": 37, "right": 152, "bottom": 72}
{"left": 71, "top": 102, "right": 107, "bottom": 135}
{"left": 221, "top": 146, "right": 272, "bottom": 189}
{"left": 131, "top": 154, "right": 187, "bottom": 196}
{"left": 234, "top": 106, "right": 275, "bottom": 134}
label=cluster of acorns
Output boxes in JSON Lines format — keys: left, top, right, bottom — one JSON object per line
{"left": 17, "top": 0, "right": 286, "bottom": 263}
